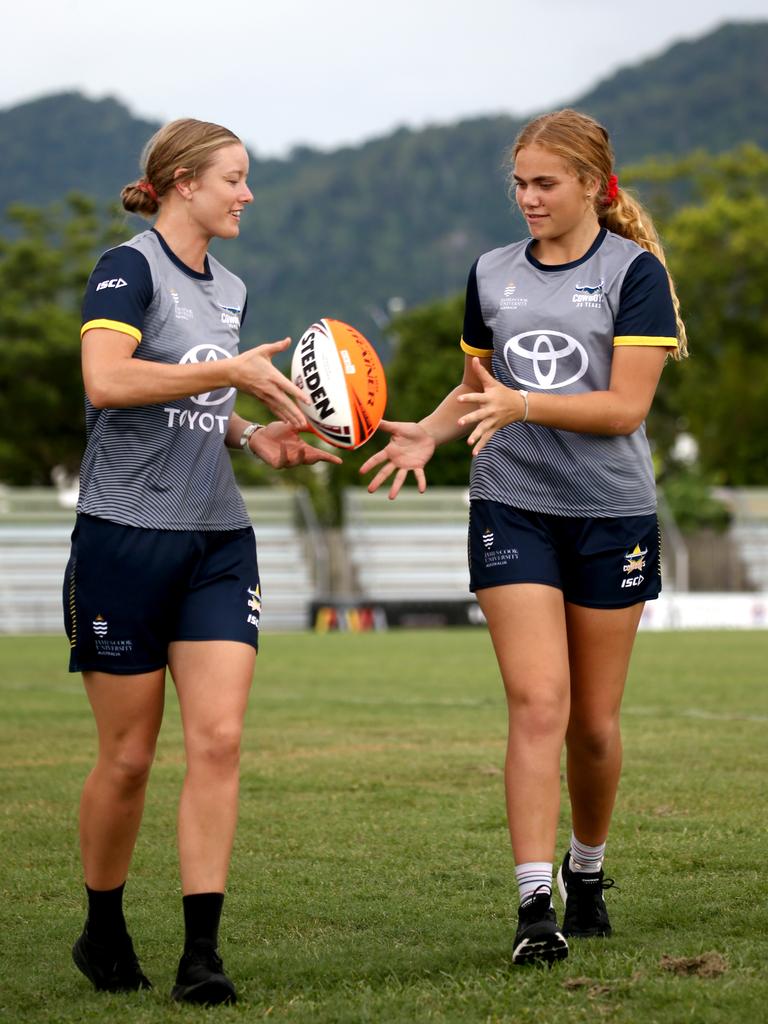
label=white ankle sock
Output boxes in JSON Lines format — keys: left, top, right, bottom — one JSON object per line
{"left": 569, "top": 833, "right": 606, "bottom": 873}
{"left": 515, "top": 862, "right": 553, "bottom": 904}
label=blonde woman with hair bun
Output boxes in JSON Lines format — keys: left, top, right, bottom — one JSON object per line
{"left": 363, "top": 107, "right": 685, "bottom": 966}
{"left": 64, "top": 118, "right": 341, "bottom": 1005}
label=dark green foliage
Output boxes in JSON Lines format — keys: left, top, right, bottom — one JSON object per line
{"left": 633, "top": 146, "right": 768, "bottom": 486}
{"left": 662, "top": 468, "right": 732, "bottom": 534}
{"left": 384, "top": 295, "right": 471, "bottom": 486}
{"left": 0, "top": 92, "right": 157, "bottom": 211}
{"left": 0, "top": 197, "right": 127, "bottom": 483}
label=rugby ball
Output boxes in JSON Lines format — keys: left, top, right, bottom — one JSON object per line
{"left": 292, "top": 319, "right": 387, "bottom": 449}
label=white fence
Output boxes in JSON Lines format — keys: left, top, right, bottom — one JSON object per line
{"left": 341, "top": 487, "right": 768, "bottom": 630}
{"left": 344, "top": 487, "right": 471, "bottom": 601}
{"left": 0, "top": 487, "right": 320, "bottom": 634}
{"left": 3, "top": 486, "right": 768, "bottom": 633}
{"left": 720, "top": 488, "right": 768, "bottom": 592}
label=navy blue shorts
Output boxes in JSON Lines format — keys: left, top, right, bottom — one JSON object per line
{"left": 468, "top": 500, "right": 661, "bottom": 608}
{"left": 63, "top": 514, "right": 261, "bottom": 674}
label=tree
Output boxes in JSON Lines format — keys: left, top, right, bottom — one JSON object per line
{"left": 383, "top": 295, "right": 472, "bottom": 486}
{"left": 626, "top": 145, "right": 768, "bottom": 485}
{"left": 0, "top": 196, "right": 128, "bottom": 484}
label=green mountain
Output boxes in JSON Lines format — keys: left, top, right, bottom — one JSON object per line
{"left": 1, "top": 21, "right": 766, "bottom": 351}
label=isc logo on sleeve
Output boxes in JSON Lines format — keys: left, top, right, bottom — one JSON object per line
{"left": 96, "top": 277, "right": 128, "bottom": 291}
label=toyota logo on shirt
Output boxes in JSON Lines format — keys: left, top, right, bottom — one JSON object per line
{"left": 503, "top": 330, "right": 588, "bottom": 389}
{"left": 180, "top": 344, "right": 236, "bottom": 406}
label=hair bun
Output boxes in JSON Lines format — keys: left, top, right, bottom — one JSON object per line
{"left": 121, "top": 181, "right": 159, "bottom": 217}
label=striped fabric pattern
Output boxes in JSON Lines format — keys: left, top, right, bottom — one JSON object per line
{"left": 515, "top": 861, "right": 553, "bottom": 903}
{"left": 465, "top": 231, "right": 676, "bottom": 518}
{"left": 77, "top": 231, "right": 250, "bottom": 531}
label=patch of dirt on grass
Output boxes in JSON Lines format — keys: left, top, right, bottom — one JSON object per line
{"left": 660, "top": 952, "right": 728, "bottom": 977}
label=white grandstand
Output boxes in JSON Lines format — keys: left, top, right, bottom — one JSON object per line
{"left": 1, "top": 485, "right": 767, "bottom": 632}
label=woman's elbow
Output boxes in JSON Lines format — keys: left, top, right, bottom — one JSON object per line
{"left": 607, "top": 408, "right": 648, "bottom": 435}
{"left": 83, "top": 383, "right": 105, "bottom": 409}
{"left": 84, "top": 378, "right": 118, "bottom": 409}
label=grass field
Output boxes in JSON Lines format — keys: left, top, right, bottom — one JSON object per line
{"left": 1, "top": 629, "right": 767, "bottom": 1023}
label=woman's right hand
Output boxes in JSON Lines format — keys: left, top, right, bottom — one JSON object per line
{"left": 359, "top": 420, "right": 436, "bottom": 499}
{"left": 230, "top": 338, "right": 309, "bottom": 428}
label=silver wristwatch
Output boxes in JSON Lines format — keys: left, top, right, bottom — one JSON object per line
{"left": 238, "top": 422, "right": 262, "bottom": 453}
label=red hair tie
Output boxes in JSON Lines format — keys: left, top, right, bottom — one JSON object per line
{"left": 137, "top": 180, "right": 159, "bottom": 202}
{"left": 602, "top": 174, "right": 619, "bottom": 205}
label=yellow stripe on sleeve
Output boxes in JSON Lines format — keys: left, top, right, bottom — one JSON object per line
{"left": 460, "top": 337, "right": 494, "bottom": 357}
{"left": 81, "top": 319, "right": 142, "bottom": 344}
{"left": 613, "top": 335, "right": 677, "bottom": 348}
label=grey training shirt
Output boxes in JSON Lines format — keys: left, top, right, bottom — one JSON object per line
{"left": 461, "top": 229, "right": 677, "bottom": 518}
{"left": 78, "top": 229, "right": 250, "bottom": 530}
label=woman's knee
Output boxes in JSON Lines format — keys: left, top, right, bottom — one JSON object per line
{"left": 567, "top": 716, "right": 621, "bottom": 760}
{"left": 186, "top": 723, "right": 243, "bottom": 774}
{"left": 505, "top": 684, "right": 569, "bottom": 739}
{"left": 99, "top": 743, "right": 156, "bottom": 792}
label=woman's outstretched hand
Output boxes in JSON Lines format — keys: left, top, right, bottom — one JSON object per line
{"left": 359, "top": 420, "right": 436, "bottom": 500}
{"left": 250, "top": 421, "right": 343, "bottom": 469}
{"left": 457, "top": 358, "right": 526, "bottom": 454}
{"left": 230, "top": 338, "right": 310, "bottom": 429}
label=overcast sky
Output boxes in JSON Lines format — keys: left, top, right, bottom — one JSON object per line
{"left": 2, "top": 1, "right": 766, "bottom": 156}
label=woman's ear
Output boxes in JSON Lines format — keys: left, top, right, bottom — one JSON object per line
{"left": 173, "top": 167, "right": 194, "bottom": 200}
{"left": 586, "top": 174, "right": 601, "bottom": 201}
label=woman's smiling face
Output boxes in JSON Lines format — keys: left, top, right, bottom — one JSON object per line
{"left": 184, "top": 143, "right": 253, "bottom": 239}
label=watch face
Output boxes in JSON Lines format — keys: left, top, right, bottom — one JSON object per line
{"left": 240, "top": 424, "right": 258, "bottom": 448}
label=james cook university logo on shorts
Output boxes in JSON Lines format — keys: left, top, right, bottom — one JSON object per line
{"left": 481, "top": 526, "right": 519, "bottom": 569}
{"left": 504, "top": 331, "right": 588, "bottom": 389}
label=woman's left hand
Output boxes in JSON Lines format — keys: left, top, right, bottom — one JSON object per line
{"left": 457, "top": 358, "right": 527, "bottom": 454}
{"left": 249, "top": 421, "right": 343, "bottom": 469}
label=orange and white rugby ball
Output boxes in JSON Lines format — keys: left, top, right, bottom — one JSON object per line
{"left": 292, "top": 319, "right": 387, "bottom": 449}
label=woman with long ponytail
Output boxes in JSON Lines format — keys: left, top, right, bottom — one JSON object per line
{"left": 362, "top": 108, "right": 686, "bottom": 965}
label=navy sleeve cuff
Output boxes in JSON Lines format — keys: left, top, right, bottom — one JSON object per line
{"left": 81, "top": 246, "right": 154, "bottom": 342}
{"left": 460, "top": 259, "right": 494, "bottom": 355}
{"left": 614, "top": 251, "right": 677, "bottom": 344}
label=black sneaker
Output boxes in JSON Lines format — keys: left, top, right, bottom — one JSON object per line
{"left": 557, "top": 850, "right": 616, "bottom": 937}
{"left": 171, "top": 940, "right": 237, "bottom": 1006}
{"left": 72, "top": 928, "right": 152, "bottom": 992}
{"left": 512, "top": 888, "right": 568, "bottom": 966}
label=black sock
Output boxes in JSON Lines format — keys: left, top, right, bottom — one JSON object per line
{"left": 85, "top": 882, "right": 128, "bottom": 944}
{"left": 182, "top": 893, "right": 224, "bottom": 950}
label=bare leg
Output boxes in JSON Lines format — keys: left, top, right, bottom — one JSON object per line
{"left": 168, "top": 641, "right": 255, "bottom": 895}
{"left": 79, "top": 670, "right": 165, "bottom": 889}
{"left": 477, "top": 584, "right": 571, "bottom": 864}
{"left": 564, "top": 602, "right": 644, "bottom": 845}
